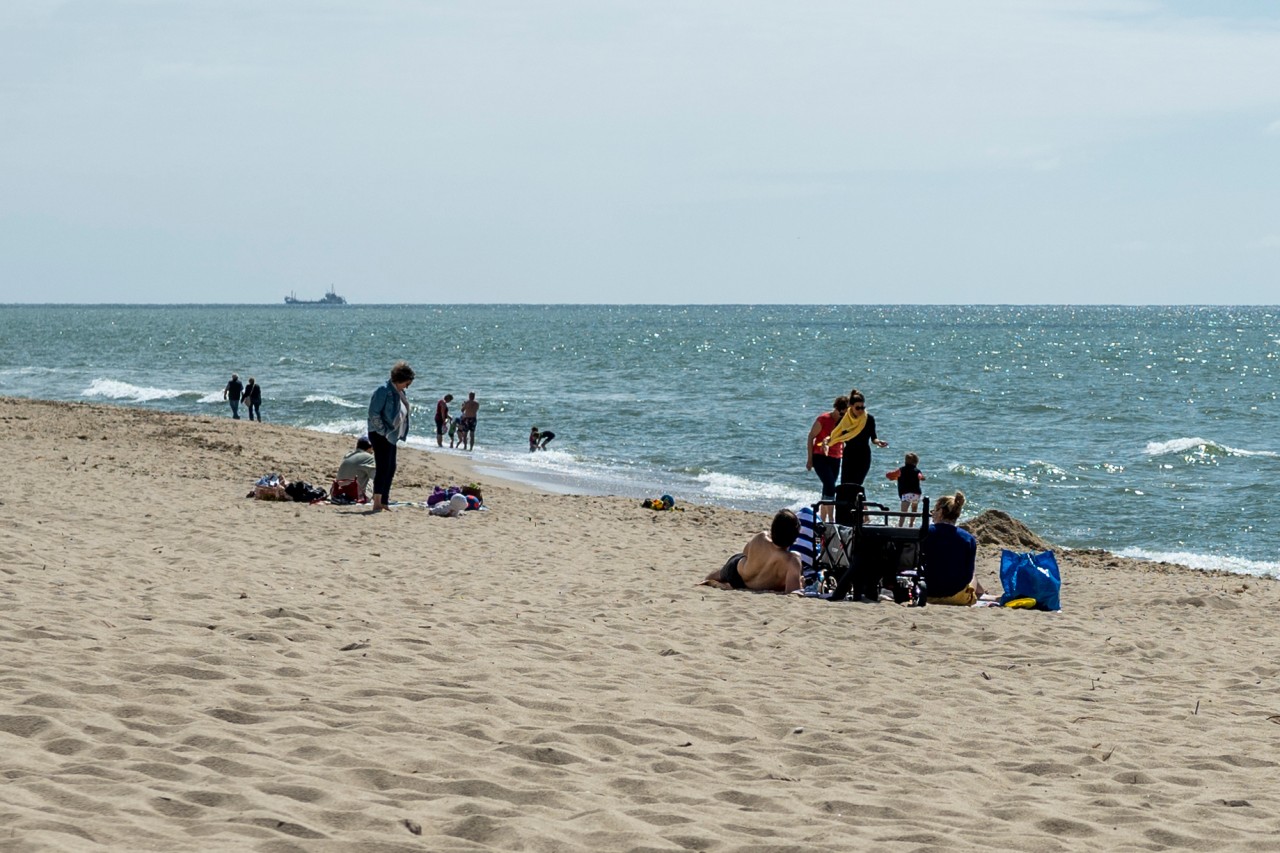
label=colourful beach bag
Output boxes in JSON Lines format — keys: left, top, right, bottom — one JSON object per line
{"left": 330, "top": 478, "right": 361, "bottom": 502}
{"left": 998, "top": 549, "right": 1062, "bottom": 611}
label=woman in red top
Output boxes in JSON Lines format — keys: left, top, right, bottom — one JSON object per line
{"left": 806, "top": 396, "right": 848, "bottom": 523}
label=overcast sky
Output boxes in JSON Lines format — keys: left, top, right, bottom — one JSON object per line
{"left": 2, "top": 0, "right": 1278, "bottom": 304}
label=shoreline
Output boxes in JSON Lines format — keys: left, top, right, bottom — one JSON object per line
{"left": 10, "top": 393, "right": 1276, "bottom": 580}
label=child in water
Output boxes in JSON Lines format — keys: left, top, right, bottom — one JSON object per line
{"left": 529, "top": 426, "right": 556, "bottom": 451}
{"left": 887, "top": 451, "right": 926, "bottom": 526}
{"left": 449, "top": 416, "right": 460, "bottom": 448}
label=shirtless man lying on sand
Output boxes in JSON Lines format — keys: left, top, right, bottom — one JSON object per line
{"left": 701, "top": 509, "right": 804, "bottom": 594}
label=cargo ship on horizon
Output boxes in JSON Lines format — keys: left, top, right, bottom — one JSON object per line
{"left": 284, "top": 285, "right": 347, "bottom": 305}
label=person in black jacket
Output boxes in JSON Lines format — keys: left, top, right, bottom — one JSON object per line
{"left": 838, "top": 391, "right": 888, "bottom": 487}
{"left": 223, "top": 374, "right": 244, "bottom": 419}
{"left": 242, "top": 377, "right": 263, "bottom": 422}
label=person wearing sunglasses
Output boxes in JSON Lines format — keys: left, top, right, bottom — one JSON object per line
{"left": 839, "top": 391, "right": 888, "bottom": 489}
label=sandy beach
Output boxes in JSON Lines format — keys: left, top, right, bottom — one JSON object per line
{"left": 3, "top": 395, "right": 1279, "bottom": 852}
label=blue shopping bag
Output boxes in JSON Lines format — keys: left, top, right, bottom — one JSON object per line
{"left": 998, "top": 549, "right": 1062, "bottom": 611}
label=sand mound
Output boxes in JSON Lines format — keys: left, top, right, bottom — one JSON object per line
{"left": 962, "top": 508, "right": 1052, "bottom": 551}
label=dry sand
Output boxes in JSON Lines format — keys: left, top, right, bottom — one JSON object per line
{"left": 3, "top": 396, "right": 1280, "bottom": 852}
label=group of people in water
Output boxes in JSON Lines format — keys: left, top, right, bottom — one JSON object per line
{"left": 431, "top": 392, "right": 481, "bottom": 451}
{"left": 704, "top": 387, "right": 984, "bottom": 606}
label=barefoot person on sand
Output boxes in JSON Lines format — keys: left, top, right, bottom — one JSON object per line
{"left": 701, "top": 510, "right": 804, "bottom": 594}
{"left": 367, "top": 361, "right": 415, "bottom": 513}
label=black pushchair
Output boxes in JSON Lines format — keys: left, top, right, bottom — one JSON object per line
{"left": 813, "top": 487, "right": 930, "bottom": 605}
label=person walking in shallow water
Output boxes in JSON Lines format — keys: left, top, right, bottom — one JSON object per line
{"left": 367, "top": 361, "right": 415, "bottom": 513}
{"left": 434, "top": 394, "right": 453, "bottom": 448}
{"left": 242, "top": 377, "right": 262, "bottom": 422}
{"left": 459, "top": 391, "right": 479, "bottom": 451}
{"left": 223, "top": 374, "right": 243, "bottom": 419}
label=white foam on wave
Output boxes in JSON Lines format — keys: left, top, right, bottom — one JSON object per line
{"left": 1115, "top": 547, "right": 1280, "bottom": 579}
{"left": 948, "top": 462, "right": 1035, "bottom": 486}
{"left": 695, "top": 471, "right": 811, "bottom": 504}
{"left": 1028, "top": 459, "right": 1071, "bottom": 478}
{"left": 83, "top": 378, "right": 189, "bottom": 402}
{"left": 309, "top": 418, "right": 367, "bottom": 437}
{"left": 1144, "top": 437, "right": 1278, "bottom": 459}
{"left": 303, "top": 394, "right": 362, "bottom": 409}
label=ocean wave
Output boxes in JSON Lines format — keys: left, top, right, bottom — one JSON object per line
{"left": 1115, "top": 547, "right": 1279, "bottom": 579}
{"left": 694, "top": 471, "right": 811, "bottom": 504}
{"left": 1027, "top": 459, "right": 1072, "bottom": 478}
{"left": 307, "top": 418, "right": 367, "bottom": 437}
{"left": 303, "top": 394, "right": 362, "bottom": 409}
{"left": 1144, "top": 437, "right": 1278, "bottom": 459}
{"left": 83, "top": 378, "right": 195, "bottom": 402}
{"left": 948, "top": 462, "right": 1035, "bottom": 486}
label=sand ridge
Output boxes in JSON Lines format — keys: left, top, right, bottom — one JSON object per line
{"left": 2, "top": 397, "right": 1279, "bottom": 851}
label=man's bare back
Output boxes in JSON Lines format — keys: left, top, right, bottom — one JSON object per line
{"left": 701, "top": 510, "right": 803, "bottom": 594}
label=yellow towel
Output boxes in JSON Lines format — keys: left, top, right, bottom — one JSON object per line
{"left": 824, "top": 408, "right": 867, "bottom": 447}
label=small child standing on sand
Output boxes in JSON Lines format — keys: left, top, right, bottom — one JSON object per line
{"left": 887, "top": 452, "right": 926, "bottom": 526}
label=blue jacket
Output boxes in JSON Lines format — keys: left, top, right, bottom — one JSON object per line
{"left": 923, "top": 523, "right": 977, "bottom": 598}
{"left": 368, "top": 380, "right": 408, "bottom": 442}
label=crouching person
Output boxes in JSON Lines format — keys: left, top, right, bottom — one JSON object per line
{"left": 333, "top": 435, "right": 376, "bottom": 502}
{"left": 702, "top": 509, "right": 804, "bottom": 594}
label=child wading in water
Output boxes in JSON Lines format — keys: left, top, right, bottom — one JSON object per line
{"left": 887, "top": 452, "right": 926, "bottom": 526}
{"left": 529, "top": 426, "right": 555, "bottom": 451}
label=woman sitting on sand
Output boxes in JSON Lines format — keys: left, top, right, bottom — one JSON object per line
{"left": 923, "top": 491, "right": 985, "bottom": 606}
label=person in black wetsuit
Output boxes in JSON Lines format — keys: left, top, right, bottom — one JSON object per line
{"left": 838, "top": 391, "right": 888, "bottom": 487}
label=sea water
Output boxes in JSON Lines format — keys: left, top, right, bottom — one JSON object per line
{"left": 1, "top": 304, "right": 1276, "bottom": 577}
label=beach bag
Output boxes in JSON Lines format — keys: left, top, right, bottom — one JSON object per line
{"left": 285, "top": 480, "right": 328, "bottom": 503}
{"left": 998, "top": 549, "right": 1062, "bottom": 611}
{"left": 253, "top": 472, "right": 288, "bottom": 501}
{"left": 330, "top": 478, "right": 361, "bottom": 503}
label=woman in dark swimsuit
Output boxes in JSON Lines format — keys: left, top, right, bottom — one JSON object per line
{"left": 839, "top": 391, "right": 888, "bottom": 487}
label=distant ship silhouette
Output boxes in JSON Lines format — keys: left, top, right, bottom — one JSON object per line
{"left": 284, "top": 285, "right": 347, "bottom": 305}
